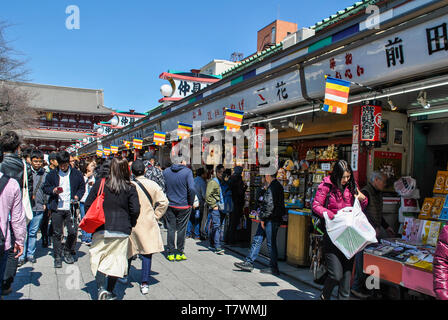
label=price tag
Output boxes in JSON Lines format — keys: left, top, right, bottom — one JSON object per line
{"left": 321, "top": 163, "right": 331, "bottom": 171}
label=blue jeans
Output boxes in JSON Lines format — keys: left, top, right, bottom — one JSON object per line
{"left": 246, "top": 221, "right": 280, "bottom": 270}
{"left": 210, "top": 210, "right": 226, "bottom": 250}
{"left": 79, "top": 203, "right": 92, "bottom": 242}
{"left": 141, "top": 254, "right": 153, "bottom": 285}
{"left": 22, "top": 211, "right": 44, "bottom": 260}
{"left": 186, "top": 209, "right": 201, "bottom": 238}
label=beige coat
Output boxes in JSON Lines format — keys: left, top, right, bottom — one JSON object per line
{"left": 127, "top": 176, "right": 168, "bottom": 258}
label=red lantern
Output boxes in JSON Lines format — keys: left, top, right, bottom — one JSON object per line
{"left": 360, "top": 100, "right": 382, "bottom": 147}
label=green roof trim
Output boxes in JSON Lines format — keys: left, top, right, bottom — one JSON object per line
{"left": 220, "top": 43, "right": 283, "bottom": 79}
{"left": 310, "top": 0, "right": 380, "bottom": 31}
{"left": 308, "top": 36, "right": 332, "bottom": 53}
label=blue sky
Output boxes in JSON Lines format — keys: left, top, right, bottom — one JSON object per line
{"left": 2, "top": 0, "right": 357, "bottom": 113}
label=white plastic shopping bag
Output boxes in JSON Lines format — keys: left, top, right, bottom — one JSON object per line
{"left": 323, "top": 198, "right": 378, "bottom": 259}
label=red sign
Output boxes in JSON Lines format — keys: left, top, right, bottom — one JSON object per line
{"left": 254, "top": 127, "right": 265, "bottom": 149}
{"left": 374, "top": 151, "right": 402, "bottom": 160}
{"left": 360, "top": 104, "right": 382, "bottom": 142}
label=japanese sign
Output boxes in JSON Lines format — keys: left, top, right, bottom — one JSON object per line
{"left": 304, "top": 15, "right": 448, "bottom": 100}
{"left": 161, "top": 70, "right": 301, "bottom": 132}
{"left": 360, "top": 104, "right": 382, "bottom": 142}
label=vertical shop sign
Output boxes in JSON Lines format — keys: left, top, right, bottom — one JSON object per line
{"left": 351, "top": 143, "right": 359, "bottom": 172}
{"left": 353, "top": 124, "right": 359, "bottom": 144}
{"left": 360, "top": 103, "right": 382, "bottom": 142}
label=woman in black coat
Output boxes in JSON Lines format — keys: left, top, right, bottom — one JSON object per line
{"left": 84, "top": 157, "right": 140, "bottom": 300}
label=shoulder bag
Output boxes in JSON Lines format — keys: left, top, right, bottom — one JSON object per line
{"left": 22, "top": 160, "right": 34, "bottom": 224}
{"left": 79, "top": 178, "right": 106, "bottom": 234}
{"left": 310, "top": 188, "right": 332, "bottom": 285}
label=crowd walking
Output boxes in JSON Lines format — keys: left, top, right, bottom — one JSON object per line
{"left": 1, "top": 130, "right": 448, "bottom": 300}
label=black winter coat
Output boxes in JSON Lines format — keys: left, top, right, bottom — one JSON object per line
{"left": 42, "top": 168, "right": 85, "bottom": 211}
{"left": 259, "top": 179, "right": 285, "bottom": 223}
{"left": 84, "top": 178, "right": 140, "bottom": 235}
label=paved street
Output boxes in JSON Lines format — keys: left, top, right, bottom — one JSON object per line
{"left": 3, "top": 228, "right": 320, "bottom": 300}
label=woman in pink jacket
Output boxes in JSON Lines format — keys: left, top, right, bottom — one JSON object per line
{"left": 312, "top": 160, "right": 367, "bottom": 300}
{"left": 433, "top": 224, "right": 448, "bottom": 300}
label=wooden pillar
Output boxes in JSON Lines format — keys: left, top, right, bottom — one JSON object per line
{"left": 352, "top": 105, "right": 367, "bottom": 188}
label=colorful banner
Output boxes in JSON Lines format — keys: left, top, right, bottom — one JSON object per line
{"left": 133, "top": 138, "right": 143, "bottom": 150}
{"left": 103, "top": 148, "right": 111, "bottom": 156}
{"left": 124, "top": 140, "right": 131, "bottom": 149}
{"left": 224, "top": 109, "right": 244, "bottom": 132}
{"left": 323, "top": 76, "right": 350, "bottom": 114}
{"left": 96, "top": 149, "right": 103, "bottom": 157}
{"left": 177, "top": 122, "right": 192, "bottom": 140}
{"left": 153, "top": 131, "right": 166, "bottom": 146}
{"left": 111, "top": 145, "right": 119, "bottom": 154}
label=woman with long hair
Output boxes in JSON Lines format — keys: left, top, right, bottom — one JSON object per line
{"left": 84, "top": 157, "right": 140, "bottom": 300}
{"left": 312, "top": 159, "right": 367, "bottom": 300}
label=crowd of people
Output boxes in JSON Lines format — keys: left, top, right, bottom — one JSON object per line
{"left": 0, "top": 129, "right": 447, "bottom": 300}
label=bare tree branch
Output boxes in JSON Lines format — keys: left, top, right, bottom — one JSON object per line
{"left": 0, "top": 20, "right": 36, "bottom": 131}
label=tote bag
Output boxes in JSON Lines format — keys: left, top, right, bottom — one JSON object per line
{"left": 22, "top": 160, "right": 33, "bottom": 223}
{"left": 79, "top": 178, "right": 106, "bottom": 234}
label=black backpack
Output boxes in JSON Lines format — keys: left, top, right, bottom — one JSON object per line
{"left": 0, "top": 174, "right": 11, "bottom": 255}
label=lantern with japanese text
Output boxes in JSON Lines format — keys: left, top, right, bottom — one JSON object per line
{"left": 360, "top": 100, "right": 382, "bottom": 149}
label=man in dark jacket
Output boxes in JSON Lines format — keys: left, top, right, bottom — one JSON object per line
{"left": 0, "top": 131, "right": 33, "bottom": 296}
{"left": 43, "top": 151, "right": 85, "bottom": 268}
{"left": 18, "top": 150, "right": 49, "bottom": 266}
{"left": 163, "top": 159, "right": 195, "bottom": 261}
{"left": 234, "top": 171, "right": 284, "bottom": 275}
{"left": 228, "top": 166, "right": 246, "bottom": 244}
{"left": 351, "top": 171, "right": 395, "bottom": 299}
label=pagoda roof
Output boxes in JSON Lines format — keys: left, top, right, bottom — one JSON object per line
{"left": 17, "top": 128, "right": 94, "bottom": 142}
{"left": 8, "top": 81, "right": 113, "bottom": 115}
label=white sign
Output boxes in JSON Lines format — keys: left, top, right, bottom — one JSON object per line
{"left": 353, "top": 124, "right": 359, "bottom": 144}
{"left": 304, "top": 14, "right": 448, "bottom": 99}
{"left": 161, "top": 70, "right": 302, "bottom": 132}
{"left": 321, "top": 163, "right": 331, "bottom": 171}
{"left": 351, "top": 143, "right": 359, "bottom": 172}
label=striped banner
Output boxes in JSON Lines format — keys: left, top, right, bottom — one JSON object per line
{"left": 153, "top": 131, "right": 166, "bottom": 146}
{"left": 177, "top": 122, "right": 192, "bottom": 140}
{"left": 124, "top": 140, "right": 131, "bottom": 149}
{"left": 96, "top": 149, "right": 103, "bottom": 157}
{"left": 111, "top": 145, "right": 119, "bottom": 154}
{"left": 133, "top": 138, "right": 143, "bottom": 149}
{"left": 224, "top": 109, "right": 244, "bottom": 132}
{"left": 323, "top": 76, "right": 351, "bottom": 114}
{"left": 103, "top": 148, "right": 111, "bottom": 156}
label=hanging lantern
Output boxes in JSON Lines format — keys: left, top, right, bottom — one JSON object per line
{"left": 360, "top": 100, "right": 382, "bottom": 148}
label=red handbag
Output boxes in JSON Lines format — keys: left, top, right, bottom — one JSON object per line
{"left": 79, "top": 178, "right": 106, "bottom": 234}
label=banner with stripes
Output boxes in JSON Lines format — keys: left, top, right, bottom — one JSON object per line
{"left": 153, "top": 131, "right": 166, "bottom": 146}
{"left": 103, "top": 148, "right": 111, "bottom": 156}
{"left": 111, "top": 145, "right": 119, "bottom": 154}
{"left": 323, "top": 76, "right": 351, "bottom": 114}
{"left": 133, "top": 138, "right": 143, "bottom": 149}
{"left": 224, "top": 109, "right": 244, "bottom": 132}
{"left": 96, "top": 149, "right": 103, "bottom": 157}
{"left": 177, "top": 122, "right": 192, "bottom": 140}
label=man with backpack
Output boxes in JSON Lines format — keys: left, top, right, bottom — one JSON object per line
{"left": 205, "top": 165, "right": 226, "bottom": 255}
